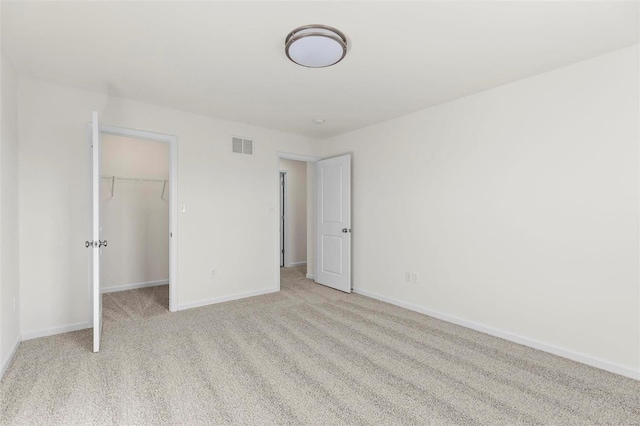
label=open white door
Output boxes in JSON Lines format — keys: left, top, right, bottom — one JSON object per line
{"left": 316, "top": 154, "right": 351, "bottom": 292}
{"left": 90, "top": 111, "right": 103, "bottom": 352}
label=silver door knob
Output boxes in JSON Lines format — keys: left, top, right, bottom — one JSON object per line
{"left": 342, "top": 228, "right": 351, "bottom": 233}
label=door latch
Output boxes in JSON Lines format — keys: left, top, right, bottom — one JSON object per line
{"left": 85, "top": 240, "right": 107, "bottom": 248}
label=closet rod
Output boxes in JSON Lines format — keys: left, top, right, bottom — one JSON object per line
{"left": 101, "top": 175, "right": 168, "bottom": 183}
{"left": 101, "top": 175, "right": 169, "bottom": 199}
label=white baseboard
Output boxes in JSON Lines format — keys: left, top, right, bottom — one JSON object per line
{"left": 352, "top": 288, "right": 640, "bottom": 381}
{"left": 306, "top": 273, "right": 315, "bottom": 280}
{"left": 102, "top": 279, "right": 169, "bottom": 294}
{"left": 287, "top": 261, "right": 307, "bottom": 267}
{"left": 1, "top": 334, "right": 21, "bottom": 380}
{"left": 177, "top": 287, "right": 279, "bottom": 311}
{"left": 22, "top": 322, "right": 91, "bottom": 341}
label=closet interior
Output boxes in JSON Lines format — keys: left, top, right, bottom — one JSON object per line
{"left": 100, "top": 134, "right": 170, "bottom": 299}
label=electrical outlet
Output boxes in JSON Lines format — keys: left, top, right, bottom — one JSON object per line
{"left": 404, "top": 272, "right": 411, "bottom": 283}
{"left": 412, "top": 273, "right": 419, "bottom": 284}
{"left": 211, "top": 269, "right": 217, "bottom": 278}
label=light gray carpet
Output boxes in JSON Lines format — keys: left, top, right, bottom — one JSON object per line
{"left": 1, "top": 267, "right": 639, "bottom": 425}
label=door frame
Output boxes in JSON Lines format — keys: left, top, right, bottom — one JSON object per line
{"left": 276, "top": 152, "right": 322, "bottom": 290}
{"left": 94, "top": 124, "right": 179, "bottom": 312}
{"left": 279, "top": 171, "right": 287, "bottom": 267}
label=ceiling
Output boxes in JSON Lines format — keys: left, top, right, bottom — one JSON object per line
{"left": 2, "top": 1, "right": 638, "bottom": 139}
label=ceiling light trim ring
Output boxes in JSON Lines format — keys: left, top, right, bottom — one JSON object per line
{"left": 285, "top": 24, "right": 348, "bottom": 68}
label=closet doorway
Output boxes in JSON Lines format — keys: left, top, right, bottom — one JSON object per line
{"left": 279, "top": 159, "right": 309, "bottom": 270}
{"left": 98, "top": 125, "right": 178, "bottom": 313}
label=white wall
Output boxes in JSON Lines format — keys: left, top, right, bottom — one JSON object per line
{"left": 0, "top": 49, "right": 21, "bottom": 374}
{"left": 101, "top": 135, "right": 169, "bottom": 291}
{"left": 18, "top": 77, "right": 317, "bottom": 336}
{"left": 320, "top": 46, "right": 640, "bottom": 376}
{"left": 280, "top": 159, "right": 307, "bottom": 266}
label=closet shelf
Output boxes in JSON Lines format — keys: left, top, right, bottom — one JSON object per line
{"left": 101, "top": 175, "right": 169, "bottom": 200}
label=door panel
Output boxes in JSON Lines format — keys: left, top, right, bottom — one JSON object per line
{"left": 321, "top": 165, "right": 343, "bottom": 222}
{"left": 316, "top": 154, "right": 351, "bottom": 292}
{"left": 320, "top": 235, "right": 343, "bottom": 275}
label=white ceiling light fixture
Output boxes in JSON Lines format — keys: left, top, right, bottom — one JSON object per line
{"left": 313, "top": 118, "right": 326, "bottom": 124}
{"left": 285, "top": 24, "right": 348, "bottom": 68}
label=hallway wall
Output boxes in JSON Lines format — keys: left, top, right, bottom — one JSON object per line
{"left": 280, "top": 159, "right": 307, "bottom": 266}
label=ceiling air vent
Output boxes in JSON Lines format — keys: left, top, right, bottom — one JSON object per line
{"left": 232, "top": 137, "right": 254, "bottom": 155}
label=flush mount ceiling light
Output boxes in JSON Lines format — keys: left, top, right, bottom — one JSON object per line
{"left": 285, "top": 24, "right": 348, "bottom": 68}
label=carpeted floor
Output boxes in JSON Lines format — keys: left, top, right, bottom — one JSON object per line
{"left": 1, "top": 266, "right": 639, "bottom": 425}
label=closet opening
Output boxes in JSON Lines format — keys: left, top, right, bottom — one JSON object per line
{"left": 97, "top": 126, "right": 178, "bottom": 313}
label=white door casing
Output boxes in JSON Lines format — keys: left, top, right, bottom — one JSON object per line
{"left": 91, "top": 111, "right": 102, "bottom": 352}
{"left": 280, "top": 172, "right": 285, "bottom": 267}
{"left": 98, "top": 124, "right": 178, "bottom": 312}
{"left": 316, "top": 154, "right": 351, "bottom": 292}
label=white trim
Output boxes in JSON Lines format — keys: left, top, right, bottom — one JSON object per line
{"left": 101, "top": 279, "right": 169, "bottom": 294}
{"left": 22, "top": 322, "right": 91, "bottom": 341}
{"left": 0, "top": 334, "right": 21, "bottom": 380}
{"left": 177, "top": 287, "right": 278, "bottom": 311}
{"left": 637, "top": 24, "right": 640, "bottom": 379}
{"left": 280, "top": 170, "right": 288, "bottom": 267}
{"left": 306, "top": 273, "right": 316, "bottom": 280}
{"left": 169, "top": 132, "right": 178, "bottom": 312}
{"left": 96, "top": 124, "right": 179, "bottom": 313}
{"left": 637, "top": 32, "right": 640, "bottom": 386}
{"left": 288, "top": 261, "right": 307, "bottom": 267}
{"left": 283, "top": 169, "right": 293, "bottom": 267}
{"left": 277, "top": 152, "right": 322, "bottom": 163}
{"left": 353, "top": 288, "right": 640, "bottom": 381}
